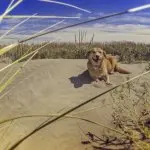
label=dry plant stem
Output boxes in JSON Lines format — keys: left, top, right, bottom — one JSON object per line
{"left": 0, "top": 67, "right": 14, "bottom": 86}
{"left": 130, "top": 95, "right": 145, "bottom": 136}
{"left": 73, "top": 103, "right": 112, "bottom": 115}
{"left": 5, "top": 19, "right": 64, "bottom": 37}
{"left": 26, "top": 20, "right": 64, "bottom": 41}
{"left": 0, "top": 54, "right": 36, "bottom": 93}
{"left": 0, "top": 0, "right": 23, "bottom": 22}
{"left": 34, "top": 20, "right": 64, "bottom": 35}
{"left": 0, "top": 42, "right": 52, "bottom": 73}
{"left": 0, "top": 46, "right": 34, "bottom": 86}
{"left": 0, "top": 43, "right": 19, "bottom": 56}
{"left": 134, "top": 141, "right": 145, "bottom": 150}
{"left": 19, "top": 11, "right": 128, "bottom": 43}
{"left": 0, "top": 13, "right": 37, "bottom": 40}
{"left": 0, "top": 114, "right": 123, "bottom": 136}
{"left": 0, "top": 121, "right": 14, "bottom": 150}
{"left": 0, "top": 69, "right": 39, "bottom": 101}
{"left": 8, "top": 70, "right": 150, "bottom": 150}
{"left": 0, "top": 42, "right": 53, "bottom": 99}
{"left": 126, "top": 81, "right": 148, "bottom": 135}
{"left": 0, "top": 42, "right": 51, "bottom": 93}
{"left": 0, "top": 20, "right": 64, "bottom": 57}
{"left": 76, "top": 120, "right": 96, "bottom": 146}
{"left": 36, "top": 105, "right": 70, "bottom": 133}
{"left": 2, "top": 15, "right": 80, "bottom": 19}
{"left": 39, "top": 0, "right": 91, "bottom": 13}
{"left": 7, "top": 0, "right": 15, "bottom": 10}
{"left": 88, "top": 33, "right": 94, "bottom": 48}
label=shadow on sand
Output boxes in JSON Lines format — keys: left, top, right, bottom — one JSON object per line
{"left": 69, "top": 70, "right": 93, "bottom": 88}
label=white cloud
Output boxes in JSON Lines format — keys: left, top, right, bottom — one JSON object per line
{"left": 76, "top": 13, "right": 82, "bottom": 18}
{"left": 120, "top": 16, "right": 150, "bottom": 24}
{"left": 107, "top": 14, "right": 150, "bottom": 24}
{"left": 1, "top": 15, "right": 150, "bottom": 44}
{"left": 137, "top": 12, "right": 150, "bottom": 16}
{"left": 92, "top": 12, "right": 150, "bottom": 24}
{"left": 93, "top": 23, "right": 149, "bottom": 32}
{"left": 1, "top": 23, "right": 150, "bottom": 44}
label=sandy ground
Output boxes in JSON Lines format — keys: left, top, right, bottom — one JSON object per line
{"left": 0, "top": 59, "right": 149, "bottom": 150}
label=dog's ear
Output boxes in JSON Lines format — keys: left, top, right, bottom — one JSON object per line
{"left": 103, "top": 50, "right": 107, "bottom": 58}
{"left": 86, "top": 51, "right": 91, "bottom": 58}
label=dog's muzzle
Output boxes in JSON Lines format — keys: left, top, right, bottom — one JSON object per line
{"left": 93, "top": 55, "right": 100, "bottom": 62}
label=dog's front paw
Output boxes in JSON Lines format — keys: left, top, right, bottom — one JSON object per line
{"left": 106, "top": 82, "right": 112, "bottom": 85}
{"left": 109, "top": 71, "right": 114, "bottom": 74}
{"left": 95, "top": 79, "right": 100, "bottom": 82}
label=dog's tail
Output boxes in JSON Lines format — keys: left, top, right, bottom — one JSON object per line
{"left": 115, "top": 66, "right": 131, "bottom": 74}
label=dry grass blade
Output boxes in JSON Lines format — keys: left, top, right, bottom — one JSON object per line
{"left": 39, "top": 0, "right": 91, "bottom": 13}
{"left": 0, "top": 114, "right": 124, "bottom": 136}
{"left": 0, "top": 0, "right": 15, "bottom": 22}
{"left": 0, "top": 18, "right": 63, "bottom": 58}
{"left": 0, "top": 42, "right": 51, "bottom": 73}
{"left": 34, "top": 19, "right": 64, "bottom": 34}
{"left": 0, "top": 67, "right": 13, "bottom": 86}
{"left": 0, "top": 13, "right": 37, "bottom": 40}
{"left": 28, "top": 19, "right": 64, "bottom": 39}
{"left": 0, "top": 43, "right": 18, "bottom": 56}
{"left": 7, "top": 0, "right": 16, "bottom": 10}
{"left": 19, "top": 12, "right": 128, "bottom": 43}
{"left": 0, "top": 42, "right": 51, "bottom": 93}
{"left": 0, "top": 121, "right": 14, "bottom": 150}
{"left": 0, "top": 53, "right": 36, "bottom": 93}
{"left": 73, "top": 103, "right": 112, "bottom": 115}
{"left": 0, "top": 20, "right": 64, "bottom": 73}
{"left": 0, "top": 0, "right": 23, "bottom": 23}
{"left": 3, "top": 20, "right": 64, "bottom": 40}
{"left": 2, "top": 15, "right": 80, "bottom": 19}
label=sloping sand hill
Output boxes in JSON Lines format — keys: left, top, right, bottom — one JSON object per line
{"left": 0, "top": 59, "right": 149, "bottom": 150}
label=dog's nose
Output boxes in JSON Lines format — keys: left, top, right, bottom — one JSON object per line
{"left": 96, "top": 55, "right": 99, "bottom": 59}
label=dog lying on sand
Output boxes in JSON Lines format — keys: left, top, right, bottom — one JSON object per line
{"left": 87, "top": 47, "right": 131, "bottom": 85}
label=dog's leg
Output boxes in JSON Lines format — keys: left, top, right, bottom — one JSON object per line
{"left": 109, "top": 70, "right": 114, "bottom": 74}
{"left": 109, "top": 57, "right": 117, "bottom": 74}
{"left": 104, "top": 74, "right": 112, "bottom": 85}
{"left": 101, "top": 66, "right": 112, "bottom": 85}
{"left": 93, "top": 77, "right": 100, "bottom": 83}
{"left": 90, "top": 74, "right": 100, "bottom": 83}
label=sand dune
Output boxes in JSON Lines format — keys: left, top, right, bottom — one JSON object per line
{"left": 0, "top": 59, "right": 149, "bottom": 150}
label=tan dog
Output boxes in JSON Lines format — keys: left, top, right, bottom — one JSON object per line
{"left": 87, "top": 47, "right": 131, "bottom": 85}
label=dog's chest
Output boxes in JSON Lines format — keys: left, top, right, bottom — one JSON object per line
{"left": 92, "top": 65, "right": 102, "bottom": 72}
{"left": 87, "top": 62, "right": 103, "bottom": 75}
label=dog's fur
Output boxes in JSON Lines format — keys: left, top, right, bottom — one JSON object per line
{"left": 87, "top": 47, "right": 131, "bottom": 84}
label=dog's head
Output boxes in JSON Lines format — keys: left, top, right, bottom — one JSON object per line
{"left": 87, "top": 47, "right": 106, "bottom": 63}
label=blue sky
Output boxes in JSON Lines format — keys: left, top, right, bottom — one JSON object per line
{"left": 0, "top": 0, "right": 150, "bottom": 43}
{"left": 0, "top": 0, "right": 150, "bottom": 15}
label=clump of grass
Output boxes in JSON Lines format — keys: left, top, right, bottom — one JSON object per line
{"left": 1, "top": 41, "right": 150, "bottom": 63}
{"left": 82, "top": 78, "right": 150, "bottom": 150}
{"left": 145, "top": 62, "right": 150, "bottom": 71}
